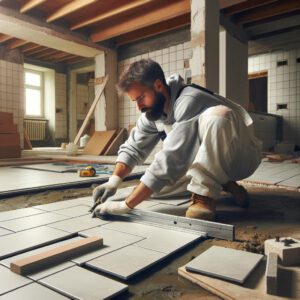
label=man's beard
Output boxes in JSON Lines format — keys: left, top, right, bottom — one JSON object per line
{"left": 142, "top": 92, "right": 165, "bottom": 121}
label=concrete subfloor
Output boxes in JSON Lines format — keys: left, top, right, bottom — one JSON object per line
{"left": 0, "top": 180, "right": 299, "bottom": 299}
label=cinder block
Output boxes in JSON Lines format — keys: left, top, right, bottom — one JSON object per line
{"left": 266, "top": 252, "right": 278, "bottom": 295}
{"left": 264, "top": 237, "right": 300, "bottom": 266}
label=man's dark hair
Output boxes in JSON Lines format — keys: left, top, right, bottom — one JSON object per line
{"left": 117, "top": 59, "right": 167, "bottom": 94}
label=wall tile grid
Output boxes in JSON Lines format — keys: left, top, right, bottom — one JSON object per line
{"left": 55, "top": 73, "right": 67, "bottom": 139}
{"left": 0, "top": 59, "right": 24, "bottom": 147}
{"left": 76, "top": 84, "right": 94, "bottom": 121}
{"left": 118, "top": 42, "right": 192, "bottom": 159}
{"left": 248, "top": 49, "right": 300, "bottom": 146}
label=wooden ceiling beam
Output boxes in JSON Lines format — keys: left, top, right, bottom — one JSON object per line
{"left": 44, "top": 51, "right": 71, "bottom": 60}
{"left": 65, "top": 56, "right": 88, "bottom": 64}
{"left": 90, "top": 0, "right": 190, "bottom": 42}
{"left": 235, "top": 0, "right": 300, "bottom": 25}
{"left": 0, "top": 33, "right": 13, "bottom": 43}
{"left": 70, "top": 0, "right": 154, "bottom": 30}
{"left": 25, "top": 46, "right": 48, "bottom": 55}
{"left": 7, "top": 38, "right": 29, "bottom": 49}
{"left": 20, "top": 0, "right": 47, "bottom": 13}
{"left": 46, "top": 0, "right": 97, "bottom": 23}
{"left": 219, "top": 0, "right": 247, "bottom": 10}
{"left": 33, "top": 48, "right": 59, "bottom": 58}
{"left": 116, "top": 13, "right": 190, "bottom": 46}
{"left": 21, "top": 43, "right": 41, "bottom": 52}
{"left": 222, "top": 0, "right": 277, "bottom": 16}
{"left": 51, "top": 54, "right": 76, "bottom": 62}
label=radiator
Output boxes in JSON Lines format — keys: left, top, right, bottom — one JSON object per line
{"left": 24, "top": 119, "right": 47, "bottom": 141}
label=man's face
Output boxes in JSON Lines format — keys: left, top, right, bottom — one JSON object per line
{"left": 127, "top": 82, "right": 165, "bottom": 121}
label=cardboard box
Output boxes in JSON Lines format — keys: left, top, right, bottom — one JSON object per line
{"left": 0, "top": 133, "right": 21, "bottom": 158}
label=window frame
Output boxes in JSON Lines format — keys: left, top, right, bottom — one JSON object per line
{"left": 24, "top": 69, "right": 44, "bottom": 118}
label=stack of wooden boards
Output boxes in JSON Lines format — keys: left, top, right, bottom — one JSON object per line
{"left": 0, "top": 111, "right": 20, "bottom": 159}
{"left": 82, "top": 128, "right": 126, "bottom": 156}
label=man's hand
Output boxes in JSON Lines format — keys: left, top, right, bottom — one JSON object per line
{"left": 91, "top": 175, "right": 122, "bottom": 212}
{"left": 92, "top": 200, "right": 132, "bottom": 217}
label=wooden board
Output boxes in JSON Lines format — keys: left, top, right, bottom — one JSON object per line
{"left": 178, "top": 264, "right": 300, "bottom": 300}
{"left": 10, "top": 236, "right": 103, "bottom": 275}
{"left": 82, "top": 130, "right": 118, "bottom": 155}
{"left": 104, "top": 128, "right": 126, "bottom": 155}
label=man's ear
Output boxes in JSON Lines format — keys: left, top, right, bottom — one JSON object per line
{"left": 153, "top": 79, "right": 164, "bottom": 92}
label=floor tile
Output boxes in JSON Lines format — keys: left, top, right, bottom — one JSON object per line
{"left": 34, "top": 199, "right": 88, "bottom": 212}
{"left": 39, "top": 266, "right": 128, "bottom": 299}
{"left": 48, "top": 215, "right": 110, "bottom": 234}
{"left": 0, "top": 207, "right": 43, "bottom": 222}
{"left": 185, "top": 246, "right": 264, "bottom": 284}
{"left": 0, "top": 212, "right": 71, "bottom": 232}
{"left": 86, "top": 245, "right": 166, "bottom": 280}
{"left": 0, "top": 227, "right": 73, "bottom": 260}
{"left": 0, "top": 265, "right": 32, "bottom": 295}
{"left": 1, "top": 237, "right": 83, "bottom": 280}
{"left": 52, "top": 205, "right": 90, "bottom": 217}
{"left": 1, "top": 282, "right": 68, "bottom": 299}
{"left": 0, "top": 227, "right": 13, "bottom": 237}
{"left": 74, "top": 227, "right": 145, "bottom": 265}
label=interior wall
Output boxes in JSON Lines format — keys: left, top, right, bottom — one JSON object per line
{"left": 0, "top": 59, "right": 24, "bottom": 147}
{"left": 55, "top": 73, "right": 67, "bottom": 140}
{"left": 249, "top": 48, "right": 300, "bottom": 145}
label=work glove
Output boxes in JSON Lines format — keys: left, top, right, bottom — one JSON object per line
{"left": 92, "top": 200, "right": 133, "bottom": 217}
{"left": 90, "top": 175, "right": 122, "bottom": 212}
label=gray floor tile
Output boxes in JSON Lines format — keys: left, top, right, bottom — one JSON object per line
{"left": 0, "top": 227, "right": 13, "bottom": 237}
{"left": 0, "top": 265, "right": 32, "bottom": 295}
{"left": 86, "top": 245, "right": 166, "bottom": 280}
{"left": 34, "top": 199, "right": 89, "bottom": 212}
{"left": 150, "top": 196, "right": 191, "bottom": 206}
{"left": 0, "top": 212, "right": 72, "bottom": 232}
{"left": 0, "top": 227, "right": 73, "bottom": 260}
{"left": 52, "top": 205, "right": 91, "bottom": 217}
{"left": 74, "top": 227, "right": 145, "bottom": 265}
{"left": 1, "top": 237, "right": 83, "bottom": 280}
{"left": 185, "top": 246, "right": 263, "bottom": 284}
{"left": 146, "top": 203, "right": 190, "bottom": 216}
{"left": 1, "top": 282, "right": 68, "bottom": 299}
{"left": 39, "top": 266, "right": 128, "bottom": 299}
{"left": 0, "top": 207, "right": 43, "bottom": 222}
{"left": 48, "top": 215, "right": 110, "bottom": 234}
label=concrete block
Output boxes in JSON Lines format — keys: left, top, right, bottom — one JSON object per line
{"left": 1, "top": 283, "right": 68, "bottom": 299}
{"left": 264, "top": 237, "right": 300, "bottom": 266}
{"left": 39, "top": 266, "right": 128, "bottom": 299}
{"left": 10, "top": 236, "right": 103, "bottom": 275}
{"left": 185, "top": 246, "right": 263, "bottom": 284}
{"left": 0, "top": 212, "right": 71, "bottom": 232}
{"left": 266, "top": 252, "right": 278, "bottom": 295}
{"left": 0, "top": 227, "right": 73, "bottom": 260}
{"left": 86, "top": 245, "right": 166, "bottom": 280}
{"left": 0, "top": 265, "right": 32, "bottom": 295}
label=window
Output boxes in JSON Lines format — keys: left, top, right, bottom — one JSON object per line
{"left": 25, "top": 70, "right": 44, "bottom": 117}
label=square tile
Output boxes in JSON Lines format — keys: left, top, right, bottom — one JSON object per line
{"left": 0, "top": 227, "right": 13, "bottom": 237}
{"left": 0, "top": 208, "right": 43, "bottom": 222}
{"left": 75, "top": 227, "right": 145, "bottom": 265}
{"left": 0, "top": 237, "right": 83, "bottom": 280}
{"left": 52, "top": 205, "right": 90, "bottom": 218}
{"left": 0, "top": 265, "right": 32, "bottom": 295}
{"left": 0, "top": 227, "right": 73, "bottom": 260}
{"left": 1, "top": 282, "right": 68, "bottom": 299}
{"left": 34, "top": 199, "right": 87, "bottom": 212}
{"left": 48, "top": 215, "right": 110, "bottom": 234}
{"left": 185, "top": 246, "right": 263, "bottom": 284}
{"left": 39, "top": 266, "right": 128, "bottom": 299}
{"left": 0, "top": 212, "right": 71, "bottom": 232}
{"left": 86, "top": 245, "right": 166, "bottom": 280}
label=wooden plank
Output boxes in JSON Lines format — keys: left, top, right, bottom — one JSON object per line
{"left": 71, "top": 0, "right": 153, "bottom": 30}
{"left": 219, "top": 0, "right": 247, "bottom": 10}
{"left": 0, "top": 33, "right": 13, "bottom": 43}
{"left": 10, "top": 236, "right": 103, "bottom": 275}
{"left": 21, "top": 43, "right": 41, "bottom": 53}
{"left": 23, "top": 128, "right": 32, "bottom": 150}
{"left": 73, "top": 75, "right": 108, "bottom": 145}
{"left": 47, "top": 0, "right": 97, "bottom": 23}
{"left": 90, "top": 0, "right": 190, "bottom": 42}
{"left": 82, "top": 130, "right": 118, "bottom": 155}
{"left": 20, "top": 0, "right": 47, "bottom": 13}
{"left": 7, "top": 38, "right": 28, "bottom": 50}
{"left": 104, "top": 128, "right": 126, "bottom": 155}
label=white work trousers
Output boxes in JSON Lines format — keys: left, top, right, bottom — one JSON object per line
{"left": 154, "top": 105, "right": 262, "bottom": 200}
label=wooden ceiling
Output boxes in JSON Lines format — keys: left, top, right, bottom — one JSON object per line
{"left": 0, "top": 0, "right": 300, "bottom": 64}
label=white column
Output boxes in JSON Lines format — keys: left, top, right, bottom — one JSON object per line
{"left": 219, "top": 29, "right": 249, "bottom": 108}
{"left": 190, "top": 0, "right": 219, "bottom": 92}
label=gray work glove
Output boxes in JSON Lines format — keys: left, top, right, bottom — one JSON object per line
{"left": 90, "top": 175, "right": 122, "bottom": 213}
{"left": 93, "top": 200, "right": 133, "bottom": 217}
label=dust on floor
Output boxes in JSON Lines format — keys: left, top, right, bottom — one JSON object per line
{"left": 0, "top": 181, "right": 299, "bottom": 299}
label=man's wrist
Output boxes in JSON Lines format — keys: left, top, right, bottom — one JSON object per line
{"left": 108, "top": 175, "right": 122, "bottom": 187}
{"left": 125, "top": 198, "right": 134, "bottom": 209}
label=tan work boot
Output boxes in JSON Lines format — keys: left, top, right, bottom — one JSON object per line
{"left": 185, "top": 193, "right": 216, "bottom": 221}
{"left": 223, "top": 181, "right": 249, "bottom": 208}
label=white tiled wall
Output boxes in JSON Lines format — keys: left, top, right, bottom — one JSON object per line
{"left": 248, "top": 49, "right": 300, "bottom": 146}
{"left": 76, "top": 83, "right": 94, "bottom": 121}
{"left": 0, "top": 60, "right": 24, "bottom": 147}
{"left": 118, "top": 42, "right": 192, "bottom": 158}
{"left": 55, "top": 73, "right": 67, "bottom": 139}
